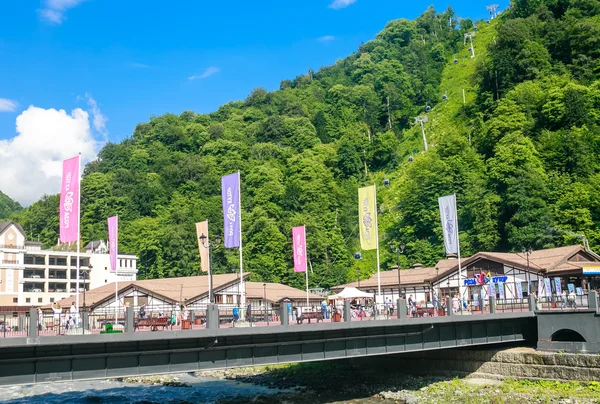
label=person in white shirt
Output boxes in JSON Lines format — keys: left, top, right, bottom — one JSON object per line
{"left": 70, "top": 302, "right": 78, "bottom": 328}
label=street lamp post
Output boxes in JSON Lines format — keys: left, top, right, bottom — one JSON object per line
{"left": 356, "top": 267, "right": 361, "bottom": 288}
{"left": 390, "top": 242, "right": 406, "bottom": 299}
{"left": 522, "top": 247, "right": 532, "bottom": 295}
{"left": 199, "top": 233, "right": 221, "bottom": 304}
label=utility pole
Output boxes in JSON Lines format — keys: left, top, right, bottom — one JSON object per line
{"left": 415, "top": 116, "right": 428, "bottom": 152}
{"left": 386, "top": 96, "right": 392, "bottom": 130}
{"left": 464, "top": 33, "right": 475, "bottom": 58}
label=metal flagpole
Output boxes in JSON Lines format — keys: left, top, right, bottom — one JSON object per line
{"left": 455, "top": 193, "right": 464, "bottom": 300}
{"left": 238, "top": 170, "right": 245, "bottom": 307}
{"left": 115, "top": 215, "right": 119, "bottom": 325}
{"left": 304, "top": 226, "right": 309, "bottom": 306}
{"left": 76, "top": 152, "right": 81, "bottom": 313}
{"left": 374, "top": 183, "right": 382, "bottom": 301}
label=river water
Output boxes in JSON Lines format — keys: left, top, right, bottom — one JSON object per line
{"left": 0, "top": 373, "right": 389, "bottom": 404}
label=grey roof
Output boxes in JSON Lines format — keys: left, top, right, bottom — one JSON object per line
{"left": 85, "top": 240, "right": 105, "bottom": 249}
{"left": 0, "top": 221, "right": 25, "bottom": 237}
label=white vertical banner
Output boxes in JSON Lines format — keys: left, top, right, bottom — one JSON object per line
{"left": 438, "top": 194, "right": 459, "bottom": 255}
{"left": 439, "top": 193, "right": 464, "bottom": 297}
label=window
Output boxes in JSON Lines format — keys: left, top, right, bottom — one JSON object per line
{"left": 105, "top": 279, "right": 107, "bottom": 283}
{"left": 124, "top": 296, "right": 134, "bottom": 308}
{"left": 12, "top": 312, "right": 17, "bottom": 317}
{"left": 12, "top": 298, "right": 17, "bottom": 303}
{"left": 138, "top": 295, "right": 148, "bottom": 306}
{"left": 120, "top": 259, "right": 122, "bottom": 267}
{"left": 50, "top": 298, "right": 55, "bottom": 303}
{"left": 226, "top": 295, "right": 233, "bottom": 304}
{"left": 26, "top": 298, "right": 31, "bottom": 303}
{"left": 124, "top": 260, "right": 127, "bottom": 267}
{"left": 38, "top": 298, "right": 43, "bottom": 303}
{"left": 105, "top": 267, "right": 107, "bottom": 271}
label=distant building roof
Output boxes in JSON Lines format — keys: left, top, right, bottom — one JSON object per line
{"left": 0, "top": 221, "right": 25, "bottom": 237}
{"left": 245, "top": 282, "right": 322, "bottom": 303}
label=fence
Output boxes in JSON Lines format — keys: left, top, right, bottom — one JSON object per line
{"left": 0, "top": 314, "right": 29, "bottom": 338}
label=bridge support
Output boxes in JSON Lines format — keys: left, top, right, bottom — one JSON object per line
{"left": 589, "top": 291, "right": 598, "bottom": 312}
{"left": 125, "top": 306, "right": 134, "bottom": 333}
{"left": 28, "top": 309, "right": 38, "bottom": 338}
{"left": 206, "top": 304, "right": 219, "bottom": 329}
{"left": 280, "top": 305, "right": 289, "bottom": 326}
{"left": 490, "top": 296, "right": 496, "bottom": 314}
{"left": 397, "top": 299, "right": 407, "bottom": 320}
{"left": 343, "top": 301, "right": 351, "bottom": 322}
{"left": 528, "top": 295, "right": 536, "bottom": 312}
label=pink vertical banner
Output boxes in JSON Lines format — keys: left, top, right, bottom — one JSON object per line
{"left": 292, "top": 226, "right": 307, "bottom": 273}
{"left": 108, "top": 216, "right": 118, "bottom": 271}
{"left": 59, "top": 155, "right": 80, "bottom": 243}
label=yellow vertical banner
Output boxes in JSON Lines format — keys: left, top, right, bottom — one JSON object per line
{"left": 195, "top": 221, "right": 210, "bottom": 272}
{"left": 358, "top": 185, "right": 377, "bottom": 250}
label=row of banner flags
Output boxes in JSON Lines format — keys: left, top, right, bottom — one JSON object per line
{"left": 59, "top": 153, "right": 462, "bottom": 307}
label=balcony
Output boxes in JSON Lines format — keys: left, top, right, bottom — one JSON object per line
{"left": 0, "top": 244, "right": 25, "bottom": 250}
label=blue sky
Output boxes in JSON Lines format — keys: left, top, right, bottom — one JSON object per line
{"left": 0, "top": 0, "right": 502, "bottom": 205}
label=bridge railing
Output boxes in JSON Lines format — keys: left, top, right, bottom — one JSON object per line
{"left": 536, "top": 293, "right": 589, "bottom": 311}
{"left": 0, "top": 314, "right": 29, "bottom": 338}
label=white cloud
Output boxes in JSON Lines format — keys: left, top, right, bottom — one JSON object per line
{"left": 318, "top": 35, "right": 336, "bottom": 42}
{"left": 329, "top": 0, "right": 356, "bottom": 9}
{"left": 189, "top": 67, "right": 220, "bottom": 80}
{"left": 84, "top": 93, "right": 107, "bottom": 138}
{"left": 39, "top": 0, "right": 87, "bottom": 24}
{"left": 0, "top": 106, "right": 100, "bottom": 206}
{"left": 0, "top": 99, "right": 18, "bottom": 112}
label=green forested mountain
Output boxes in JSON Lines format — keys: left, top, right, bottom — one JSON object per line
{"left": 10, "top": 0, "right": 600, "bottom": 289}
{"left": 0, "top": 191, "right": 22, "bottom": 220}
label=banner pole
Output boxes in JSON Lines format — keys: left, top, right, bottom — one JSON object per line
{"left": 374, "top": 183, "right": 381, "bottom": 301}
{"left": 455, "top": 193, "right": 464, "bottom": 300}
{"left": 115, "top": 215, "right": 119, "bottom": 326}
{"left": 76, "top": 152, "right": 81, "bottom": 314}
{"left": 238, "top": 171, "right": 245, "bottom": 307}
{"left": 304, "top": 226, "right": 309, "bottom": 306}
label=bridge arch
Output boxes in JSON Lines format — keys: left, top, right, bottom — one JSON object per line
{"left": 551, "top": 329, "right": 586, "bottom": 342}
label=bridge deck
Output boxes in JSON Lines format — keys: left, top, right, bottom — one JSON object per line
{"left": 0, "top": 312, "right": 535, "bottom": 386}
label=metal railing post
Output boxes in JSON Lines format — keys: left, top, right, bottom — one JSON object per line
{"left": 489, "top": 296, "right": 496, "bottom": 314}
{"left": 82, "top": 312, "right": 89, "bottom": 334}
{"left": 588, "top": 290, "right": 598, "bottom": 312}
{"left": 397, "top": 298, "right": 407, "bottom": 320}
{"left": 528, "top": 294, "right": 536, "bottom": 312}
{"left": 206, "top": 304, "right": 219, "bottom": 330}
{"left": 343, "top": 301, "right": 351, "bottom": 322}
{"left": 125, "top": 306, "right": 134, "bottom": 333}
{"left": 28, "top": 309, "right": 38, "bottom": 338}
{"left": 280, "top": 305, "right": 288, "bottom": 326}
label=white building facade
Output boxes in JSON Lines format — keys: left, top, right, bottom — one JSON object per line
{"left": 0, "top": 221, "right": 137, "bottom": 307}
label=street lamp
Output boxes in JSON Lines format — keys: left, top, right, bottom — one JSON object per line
{"left": 522, "top": 247, "right": 532, "bottom": 295}
{"left": 79, "top": 264, "right": 91, "bottom": 313}
{"left": 391, "top": 241, "right": 406, "bottom": 298}
{"left": 199, "top": 233, "right": 221, "bottom": 304}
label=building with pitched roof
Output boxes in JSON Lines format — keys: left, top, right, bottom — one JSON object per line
{"left": 45, "top": 273, "right": 323, "bottom": 315}
{"left": 331, "top": 244, "right": 600, "bottom": 305}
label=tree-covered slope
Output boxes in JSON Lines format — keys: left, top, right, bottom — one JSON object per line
{"left": 12, "top": 0, "right": 600, "bottom": 289}
{"left": 0, "top": 191, "right": 22, "bottom": 220}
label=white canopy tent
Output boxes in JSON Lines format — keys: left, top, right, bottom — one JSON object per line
{"left": 328, "top": 287, "right": 373, "bottom": 300}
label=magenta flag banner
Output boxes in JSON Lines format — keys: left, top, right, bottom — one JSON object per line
{"left": 222, "top": 172, "right": 241, "bottom": 248}
{"left": 292, "top": 226, "right": 307, "bottom": 273}
{"left": 59, "top": 155, "right": 80, "bottom": 243}
{"left": 108, "top": 216, "right": 118, "bottom": 271}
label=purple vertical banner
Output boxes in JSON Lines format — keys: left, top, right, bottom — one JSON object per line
{"left": 108, "top": 216, "right": 118, "bottom": 271}
{"left": 222, "top": 172, "right": 241, "bottom": 248}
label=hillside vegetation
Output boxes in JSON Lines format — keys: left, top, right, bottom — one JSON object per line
{"left": 9, "top": 0, "right": 600, "bottom": 289}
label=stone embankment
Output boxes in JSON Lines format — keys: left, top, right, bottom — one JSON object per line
{"left": 372, "top": 347, "right": 600, "bottom": 381}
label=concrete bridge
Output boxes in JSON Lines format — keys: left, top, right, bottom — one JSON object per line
{"left": 0, "top": 292, "right": 598, "bottom": 386}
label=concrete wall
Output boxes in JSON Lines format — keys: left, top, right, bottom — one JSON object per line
{"left": 537, "top": 310, "right": 600, "bottom": 353}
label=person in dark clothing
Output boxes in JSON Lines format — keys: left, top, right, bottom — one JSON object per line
{"left": 246, "top": 303, "right": 252, "bottom": 322}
